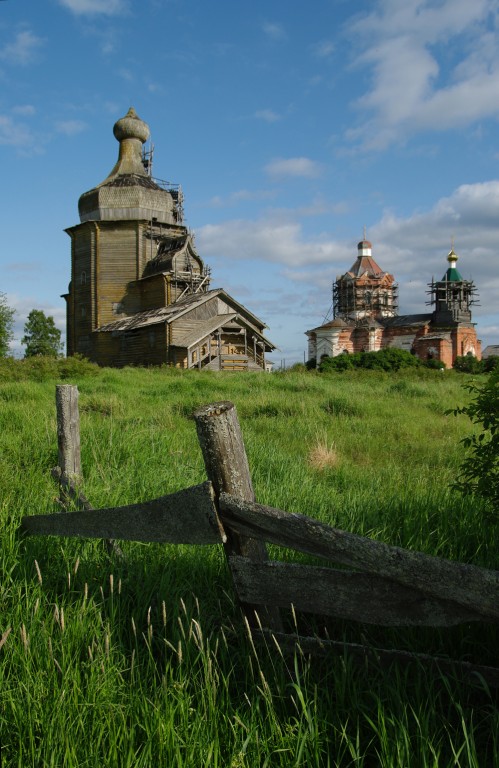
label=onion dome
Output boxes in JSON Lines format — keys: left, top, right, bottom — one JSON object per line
{"left": 78, "top": 107, "right": 177, "bottom": 225}
{"left": 113, "top": 107, "right": 150, "bottom": 144}
{"left": 442, "top": 248, "right": 463, "bottom": 282}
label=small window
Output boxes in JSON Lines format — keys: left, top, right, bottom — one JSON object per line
{"left": 80, "top": 271, "right": 87, "bottom": 285}
{"left": 81, "top": 305, "right": 86, "bottom": 318}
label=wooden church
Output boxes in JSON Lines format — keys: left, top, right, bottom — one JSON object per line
{"left": 306, "top": 238, "right": 481, "bottom": 368}
{"left": 63, "top": 108, "right": 275, "bottom": 370}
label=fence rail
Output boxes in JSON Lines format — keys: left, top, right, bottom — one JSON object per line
{"left": 20, "top": 385, "right": 499, "bottom": 686}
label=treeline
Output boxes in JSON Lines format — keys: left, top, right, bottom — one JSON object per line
{"left": 305, "top": 348, "right": 498, "bottom": 374}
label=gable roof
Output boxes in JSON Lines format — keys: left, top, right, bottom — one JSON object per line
{"left": 96, "top": 288, "right": 274, "bottom": 346}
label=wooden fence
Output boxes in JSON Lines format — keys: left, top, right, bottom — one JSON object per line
{"left": 21, "top": 385, "right": 499, "bottom": 687}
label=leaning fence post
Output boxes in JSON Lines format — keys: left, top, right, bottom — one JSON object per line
{"left": 193, "top": 401, "right": 283, "bottom": 632}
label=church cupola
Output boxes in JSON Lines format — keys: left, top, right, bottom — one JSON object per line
{"left": 357, "top": 239, "right": 373, "bottom": 259}
{"left": 429, "top": 247, "right": 478, "bottom": 324}
{"left": 333, "top": 235, "right": 398, "bottom": 321}
{"left": 77, "top": 107, "right": 178, "bottom": 225}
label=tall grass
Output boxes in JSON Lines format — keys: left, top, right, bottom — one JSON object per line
{"left": 0, "top": 361, "right": 498, "bottom": 766}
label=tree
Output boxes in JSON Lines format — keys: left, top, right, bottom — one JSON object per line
{"left": 449, "top": 368, "right": 499, "bottom": 517}
{"left": 0, "top": 292, "right": 15, "bottom": 357}
{"left": 22, "top": 309, "right": 63, "bottom": 358}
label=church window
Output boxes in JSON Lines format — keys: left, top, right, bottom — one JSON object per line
{"left": 80, "top": 271, "right": 87, "bottom": 285}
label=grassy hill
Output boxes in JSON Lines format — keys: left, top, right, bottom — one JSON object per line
{"left": 1, "top": 360, "right": 498, "bottom": 766}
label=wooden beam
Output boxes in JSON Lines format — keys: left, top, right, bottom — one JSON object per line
{"left": 253, "top": 629, "right": 499, "bottom": 689}
{"left": 220, "top": 494, "right": 499, "bottom": 621}
{"left": 22, "top": 482, "right": 224, "bottom": 545}
{"left": 193, "top": 402, "right": 283, "bottom": 631}
{"left": 229, "top": 556, "right": 485, "bottom": 627}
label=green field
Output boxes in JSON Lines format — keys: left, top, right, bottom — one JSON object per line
{"left": 1, "top": 360, "right": 498, "bottom": 766}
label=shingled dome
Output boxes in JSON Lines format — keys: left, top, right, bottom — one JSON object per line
{"left": 78, "top": 107, "right": 177, "bottom": 225}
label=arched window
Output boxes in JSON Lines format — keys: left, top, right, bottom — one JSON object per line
{"left": 80, "top": 271, "right": 87, "bottom": 285}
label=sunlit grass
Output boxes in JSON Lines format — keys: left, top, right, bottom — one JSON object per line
{"left": 0, "top": 362, "right": 498, "bottom": 765}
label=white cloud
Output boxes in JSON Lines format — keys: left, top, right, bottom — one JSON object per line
{"left": 0, "top": 115, "right": 33, "bottom": 147}
{"left": 55, "top": 119, "right": 87, "bottom": 136}
{"left": 347, "top": 0, "right": 499, "bottom": 149}
{"left": 254, "top": 109, "right": 281, "bottom": 123}
{"left": 313, "top": 40, "right": 334, "bottom": 58}
{"left": 58, "top": 0, "right": 129, "bottom": 15}
{"left": 0, "top": 31, "right": 44, "bottom": 66}
{"left": 262, "top": 22, "right": 286, "bottom": 41}
{"left": 197, "top": 219, "right": 338, "bottom": 268}
{"left": 265, "top": 157, "right": 323, "bottom": 179}
{"left": 12, "top": 105, "right": 36, "bottom": 116}
{"left": 196, "top": 179, "right": 499, "bottom": 349}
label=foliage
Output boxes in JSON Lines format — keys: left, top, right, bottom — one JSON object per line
{"left": 449, "top": 368, "right": 499, "bottom": 516}
{"left": 22, "top": 309, "right": 63, "bottom": 358}
{"left": 0, "top": 353, "right": 101, "bottom": 382}
{"left": 453, "top": 355, "right": 484, "bottom": 374}
{"left": 483, "top": 355, "right": 499, "bottom": 373}
{"left": 319, "top": 353, "right": 354, "bottom": 372}
{"left": 319, "top": 347, "right": 422, "bottom": 373}
{"left": 0, "top": 291, "right": 15, "bottom": 357}
{"left": 424, "top": 358, "right": 446, "bottom": 370}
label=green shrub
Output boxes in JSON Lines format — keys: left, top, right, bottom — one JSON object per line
{"left": 449, "top": 368, "right": 499, "bottom": 516}
{"left": 424, "top": 358, "right": 446, "bottom": 370}
{"left": 319, "top": 354, "right": 354, "bottom": 372}
{"left": 483, "top": 355, "right": 499, "bottom": 373}
{"left": 319, "top": 347, "right": 421, "bottom": 373}
{"left": 453, "top": 355, "right": 483, "bottom": 374}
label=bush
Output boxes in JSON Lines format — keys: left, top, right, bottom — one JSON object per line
{"left": 449, "top": 368, "right": 499, "bottom": 516}
{"left": 424, "top": 358, "right": 446, "bottom": 370}
{"left": 483, "top": 356, "right": 499, "bottom": 373}
{"left": 319, "top": 354, "right": 354, "bottom": 372}
{"left": 453, "top": 355, "right": 483, "bottom": 374}
{"left": 319, "top": 347, "right": 421, "bottom": 373}
{"left": 0, "top": 354, "right": 101, "bottom": 382}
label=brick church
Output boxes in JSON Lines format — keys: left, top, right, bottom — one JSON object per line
{"left": 306, "top": 238, "right": 481, "bottom": 368}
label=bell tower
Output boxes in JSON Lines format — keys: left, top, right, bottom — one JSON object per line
{"left": 333, "top": 238, "right": 398, "bottom": 321}
{"left": 63, "top": 107, "right": 209, "bottom": 361}
{"left": 429, "top": 248, "right": 478, "bottom": 324}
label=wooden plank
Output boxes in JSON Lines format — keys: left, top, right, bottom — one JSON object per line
{"left": 22, "top": 482, "right": 225, "bottom": 545}
{"left": 220, "top": 494, "right": 499, "bottom": 621}
{"left": 193, "top": 402, "right": 283, "bottom": 632}
{"left": 229, "top": 556, "right": 486, "bottom": 627}
{"left": 253, "top": 629, "right": 499, "bottom": 689}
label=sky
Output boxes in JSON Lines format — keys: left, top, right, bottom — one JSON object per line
{"left": 1, "top": 0, "right": 499, "bottom": 364}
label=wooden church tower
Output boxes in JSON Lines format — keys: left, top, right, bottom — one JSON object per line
{"left": 63, "top": 108, "right": 274, "bottom": 369}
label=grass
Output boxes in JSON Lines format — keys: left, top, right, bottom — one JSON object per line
{"left": 0, "top": 360, "right": 498, "bottom": 766}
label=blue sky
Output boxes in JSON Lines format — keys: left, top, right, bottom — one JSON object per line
{"left": 1, "top": 0, "right": 499, "bottom": 363}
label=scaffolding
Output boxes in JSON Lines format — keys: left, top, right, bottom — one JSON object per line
{"left": 426, "top": 275, "right": 479, "bottom": 322}
{"left": 333, "top": 278, "right": 398, "bottom": 319}
{"left": 142, "top": 142, "right": 184, "bottom": 223}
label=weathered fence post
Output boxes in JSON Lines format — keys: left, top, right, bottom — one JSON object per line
{"left": 53, "top": 384, "right": 92, "bottom": 511}
{"left": 55, "top": 384, "right": 82, "bottom": 486}
{"left": 193, "top": 401, "right": 283, "bottom": 631}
